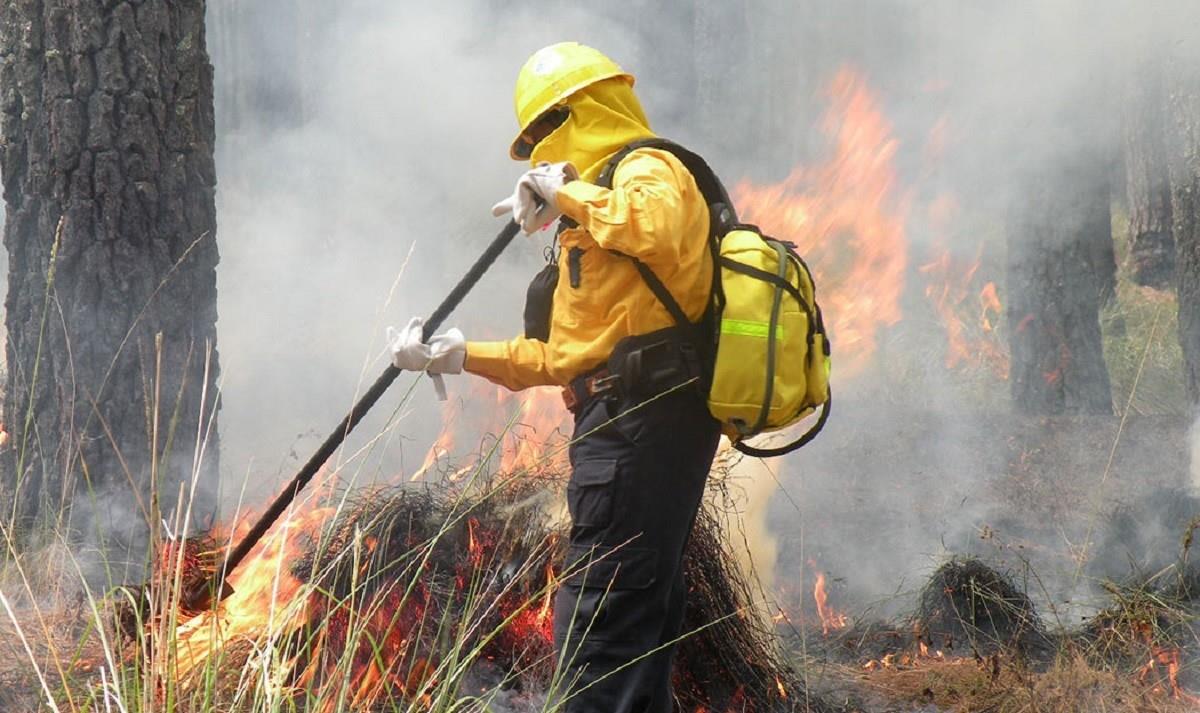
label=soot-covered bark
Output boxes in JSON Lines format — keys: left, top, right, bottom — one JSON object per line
{"left": 1166, "top": 56, "right": 1200, "bottom": 407}
{"left": 0, "top": 1, "right": 220, "bottom": 537}
{"left": 1123, "top": 55, "right": 1176, "bottom": 289}
{"left": 1006, "top": 155, "right": 1115, "bottom": 415}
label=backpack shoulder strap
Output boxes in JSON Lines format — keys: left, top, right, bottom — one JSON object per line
{"left": 595, "top": 138, "right": 731, "bottom": 328}
{"left": 596, "top": 138, "right": 736, "bottom": 225}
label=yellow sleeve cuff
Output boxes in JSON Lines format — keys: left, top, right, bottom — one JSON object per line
{"left": 465, "top": 339, "right": 557, "bottom": 391}
{"left": 465, "top": 341, "right": 516, "bottom": 386}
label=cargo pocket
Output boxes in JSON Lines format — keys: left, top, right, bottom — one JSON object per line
{"left": 557, "top": 543, "right": 659, "bottom": 643}
{"left": 562, "top": 543, "right": 657, "bottom": 591}
{"left": 566, "top": 459, "right": 617, "bottom": 529}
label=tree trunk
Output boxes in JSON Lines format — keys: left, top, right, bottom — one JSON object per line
{"left": 1123, "top": 55, "right": 1176, "bottom": 289}
{"left": 0, "top": 1, "right": 221, "bottom": 540}
{"left": 1007, "top": 154, "right": 1114, "bottom": 415}
{"left": 1165, "top": 56, "right": 1200, "bottom": 407}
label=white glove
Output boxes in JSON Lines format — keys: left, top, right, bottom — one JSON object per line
{"left": 491, "top": 161, "right": 579, "bottom": 234}
{"left": 388, "top": 317, "right": 466, "bottom": 400}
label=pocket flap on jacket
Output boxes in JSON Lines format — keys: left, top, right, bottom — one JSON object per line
{"left": 572, "top": 459, "right": 617, "bottom": 487}
{"left": 562, "top": 543, "right": 657, "bottom": 591}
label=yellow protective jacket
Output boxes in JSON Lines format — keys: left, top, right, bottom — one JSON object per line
{"left": 465, "top": 147, "right": 712, "bottom": 390}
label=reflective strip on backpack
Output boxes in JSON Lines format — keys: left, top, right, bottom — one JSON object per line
{"left": 720, "top": 319, "right": 784, "bottom": 340}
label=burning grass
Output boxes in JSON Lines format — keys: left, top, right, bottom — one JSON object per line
{"left": 7, "top": 482, "right": 1200, "bottom": 713}
{"left": 0, "top": 455, "right": 822, "bottom": 712}
{"left": 801, "top": 553, "right": 1200, "bottom": 712}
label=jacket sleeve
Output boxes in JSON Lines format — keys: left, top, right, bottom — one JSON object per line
{"left": 464, "top": 338, "right": 558, "bottom": 391}
{"left": 554, "top": 149, "right": 699, "bottom": 266}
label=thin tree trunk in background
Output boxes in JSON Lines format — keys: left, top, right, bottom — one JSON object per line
{"left": 1007, "top": 154, "right": 1114, "bottom": 415}
{"left": 1123, "top": 55, "right": 1176, "bottom": 288}
{"left": 209, "top": 0, "right": 303, "bottom": 137}
{"left": 1165, "top": 56, "right": 1200, "bottom": 407}
{"left": 0, "top": 1, "right": 221, "bottom": 541}
{"left": 693, "top": 1, "right": 756, "bottom": 174}
{"left": 1092, "top": 161, "right": 1120, "bottom": 308}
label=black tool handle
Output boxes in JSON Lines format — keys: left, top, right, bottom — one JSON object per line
{"left": 195, "top": 220, "right": 522, "bottom": 600}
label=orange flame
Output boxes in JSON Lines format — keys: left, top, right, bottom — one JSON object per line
{"left": 918, "top": 194, "right": 1009, "bottom": 379}
{"left": 160, "top": 65, "right": 1024, "bottom": 711}
{"left": 167, "top": 381, "right": 571, "bottom": 707}
{"left": 415, "top": 382, "right": 569, "bottom": 482}
{"left": 412, "top": 429, "right": 454, "bottom": 482}
{"left": 1136, "top": 626, "right": 1200, "bottom": 703}
{"left": 732, "top": 67, "right": 907, "bottom": 377}
{"left": 809, "top": 563, "right": 849, "bottom": 636}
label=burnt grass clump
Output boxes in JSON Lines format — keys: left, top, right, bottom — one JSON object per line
{"left": 912, "top": 557, "right": 1051, "bottom": 659}
{"left": 802, "top": 557, "right": 1053, "bottom": 668}
{"left": 674, "top": 505, "right": 821, "bottom": 711}
{"left": 271, "top": 475, "right": 823, "bottom": 711}
{"left": 1077, "top": 579, "right": 1196, "bottom": 671}
{"left": 1072, "top": 490, "right": 1200, "bottom": 686}
{"left": 285, "top": 482, "right": 562, "bottom": 702}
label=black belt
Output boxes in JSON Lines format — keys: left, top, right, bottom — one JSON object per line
{"left": 562, "top": 326, "right": 708, "bottom": 415}
{"left": 562, "top": 367, "right": 622, "bottom": 414}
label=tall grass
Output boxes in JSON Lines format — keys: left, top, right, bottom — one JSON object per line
{"left": 0, "top": 217, "right": 749, "bottom": 712}
{"left": 0, "top": 368, "right": 728, "bottom": 712}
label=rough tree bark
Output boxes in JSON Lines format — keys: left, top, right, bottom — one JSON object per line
{"left": 1123, "top": 55, "right": 1176, "bottom": 288}
{"left": 0, "top": 1, "right": 220, "bottom": 537}
{"left": 1006, "top": 153, "right": 1115, "bottom": 415}
{"left": 1165, "top": 55, "right": 1200, "bottom": 407}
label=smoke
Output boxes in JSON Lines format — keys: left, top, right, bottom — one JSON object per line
{"left": 0, "top": 0, "right": 1193, "bottom": 630}
{"left": 714, "top": 453, "right": 782, "bottom": 617}
{"left": 202, "top": 0, "right": 1200, "bottom": 620}
{"left": 206, "top": 1, "right": 659, "bottom": 497}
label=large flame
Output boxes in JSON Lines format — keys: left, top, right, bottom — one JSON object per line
{"left": 413, "top": 383, "right": 569, "bottom": 482}
{"left": 732, "top": 68, "right": 908, "bottom": 376}
{"left": 166, "top": 383, "right": 571, "bottom": 706}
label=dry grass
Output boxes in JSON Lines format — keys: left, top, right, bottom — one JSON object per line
{"left": 1103, "top": 207, "right": 1188, "bottom": 416}
{"left": 800, "top": 548, "right": 1200, "bottom": 712}
{"left": 858, "top": 652, "right": 1194, "bottom": 713}
{"left": 0, "top": 558, "right": 108, "bottom": 713}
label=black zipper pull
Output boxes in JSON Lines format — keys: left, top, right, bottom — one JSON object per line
{"left": 568, "top": 247, "right": 584, "bottom": 288}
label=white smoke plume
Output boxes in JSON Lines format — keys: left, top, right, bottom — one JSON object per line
{"left": 1, "top": 0, "right": 1198, "bottom": 625}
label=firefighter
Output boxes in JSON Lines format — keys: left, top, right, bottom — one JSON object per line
{"left": 391, "top": 42, "right": 720, "bottom": 712}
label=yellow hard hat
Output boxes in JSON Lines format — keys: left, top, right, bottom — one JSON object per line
{"left": 509, "top": 42, "right": 635, "bottom": 159}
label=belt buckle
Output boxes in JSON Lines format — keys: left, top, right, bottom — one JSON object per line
{"left": 587, "top": 373, "right": 621, "bottom": 397}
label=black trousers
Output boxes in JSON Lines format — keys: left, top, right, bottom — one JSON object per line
{"left": 551, "top": 388, "right": 721, "bottom": 713}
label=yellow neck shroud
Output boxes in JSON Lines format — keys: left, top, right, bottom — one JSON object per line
{"left": 530, "top": 77, "right": 655, "bottom": 183}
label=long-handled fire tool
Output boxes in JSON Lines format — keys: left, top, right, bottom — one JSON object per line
{"left": 178, "top": 220, "right": 522, "bottom": 613}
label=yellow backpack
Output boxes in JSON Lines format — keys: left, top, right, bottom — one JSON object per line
{"left": 597, "top": 139, "right": 831, "bottom": 457}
